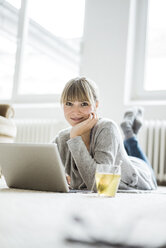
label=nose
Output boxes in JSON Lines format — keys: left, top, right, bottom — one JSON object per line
{"left": 70, "top": 105, "right": 83, "bottom": 115}
{"left": 72, "top": 105, "right": 81, "bottom": 112}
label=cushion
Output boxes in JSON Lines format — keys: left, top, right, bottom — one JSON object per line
{"left": 0, "top": 104, "right": 14, "bottom": 118}
{"left": 0, "top": 116, "right": 17, "bottom": 138}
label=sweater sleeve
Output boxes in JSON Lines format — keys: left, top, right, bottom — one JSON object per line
{"left": 51, "top": 131, "right": 70, "bottom": 171}
{"left": 67, "top": 127, "right": 119, "bottom": 190}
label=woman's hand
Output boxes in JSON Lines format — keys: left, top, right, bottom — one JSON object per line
{"left": 66, "top": 174, "right": 71, "bottom": 185}
{"left": 70, "top": 112, "right": 98, "bottom": 139}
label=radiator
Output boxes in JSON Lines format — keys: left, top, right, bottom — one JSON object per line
{"left": 14, "top": 119, "right": 68, "bottom": 144}
{"left": 14, "top": 119, "right": 166, "bottom": 183}
{"left": 139, "top": 120, "right": 166, "bottom": 183}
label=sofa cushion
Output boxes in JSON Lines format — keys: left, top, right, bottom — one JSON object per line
{"left": 0, "top": 116, "right": 17, "bottom": 138}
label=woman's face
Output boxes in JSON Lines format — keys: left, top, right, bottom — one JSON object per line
{"left": 63, "top": 100, "right": 98, "bottom": 126}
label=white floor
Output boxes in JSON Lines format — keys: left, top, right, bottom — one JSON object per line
{"left": 1, "top": 177, "right": 166, "bottom": 248}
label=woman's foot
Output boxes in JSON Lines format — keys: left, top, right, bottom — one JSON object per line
{"left": 120, "top": 108, "right": 137, "bottom": 139}
{"left": 133, "top": 107, "right": 144, "bottom": 134}
{"left": 120, "top": 107, "right": 144, "bottom": 139}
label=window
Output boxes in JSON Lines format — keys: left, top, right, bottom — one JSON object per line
{"left": 125, "top": 0, "right": 166, "bottom": 103}
{"left": 0, "top": 0, "right": 85, "bottom": 103}
{"left": 0, "top": 0, "right": 21, "bottom": 100}
{"left": 145, "top": 0, "right": 166, "bottom": 91}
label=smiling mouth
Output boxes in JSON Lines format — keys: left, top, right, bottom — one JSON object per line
{"left": 71, "top": 117, "right": 84, "bottom": 122}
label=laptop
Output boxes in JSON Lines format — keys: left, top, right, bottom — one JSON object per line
{"left": 0, "top": 143, "right": 69, "bottom": 193}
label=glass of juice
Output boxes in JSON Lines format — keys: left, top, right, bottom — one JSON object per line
{"left": 95, "top": 163, "right": 121, "bottom": 197}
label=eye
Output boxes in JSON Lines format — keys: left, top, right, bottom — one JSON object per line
{"left": 81, "top": 102, "right": 89, "bottom": 107}
{"left": 65, "top": 101, "right": 73, "bottom": 106}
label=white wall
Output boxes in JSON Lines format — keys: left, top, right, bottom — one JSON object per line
{"left": 14, "top": 103, "right": 65, "bottom": 120}
{"left": 80, "top": 0, "right": 166, "bottom": 124}
{"left": 80, "top": 0, "right": 129, "bottom": 124}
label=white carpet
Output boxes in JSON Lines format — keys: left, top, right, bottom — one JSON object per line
{"left": 0, "top": 177, "right": 166, "bottom": 248}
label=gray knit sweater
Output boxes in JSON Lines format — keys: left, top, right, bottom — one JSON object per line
{"left": 52, "top": 118, "right": 157, "bottom": 191}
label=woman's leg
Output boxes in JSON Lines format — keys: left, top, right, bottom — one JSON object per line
{"left": 124, "top": 136, "right": 149, "bottom": 164}
{"left": 120, "top": 107, "right": 145, "bottom": 159}
{"left": 120, "top": 108, "right": 157, "bottom": 184}
{"left": 124, "top": 135, "right": 157, "bottom": 185}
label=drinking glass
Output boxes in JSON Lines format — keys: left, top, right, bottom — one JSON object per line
{"left": 95, "top": 163, "right": 121, "bottom": 197}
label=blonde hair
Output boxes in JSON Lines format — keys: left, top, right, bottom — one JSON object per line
{"left": 60, "top": 77, "right": 99, "bottom": 106}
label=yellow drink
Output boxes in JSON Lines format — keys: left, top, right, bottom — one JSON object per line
{"left": 95, "top": 173, "right": 121, "bottom": 197}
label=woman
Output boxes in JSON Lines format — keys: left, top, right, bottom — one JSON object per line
{"left": 52, "top": 77, "right": 157, "bottom": 191}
